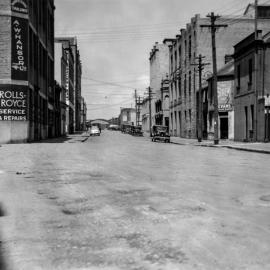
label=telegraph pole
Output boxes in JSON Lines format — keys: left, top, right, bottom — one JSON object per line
{"left": 135, "top": 89, "right": 138, "bottom": 126}
{"left": 148, "top": 87, "right": 152, "bottom": 137}
{"left": 192, "top": 54, "right": 209, "bottom": 142}
{"left": 254, "top": 0, "right": 258, "bottom": 141}
{"left": 138, "top": 96, "right": 142, "bottom": 126}
{"left": 201, "top": 12, "right": 227, "bottom": 145}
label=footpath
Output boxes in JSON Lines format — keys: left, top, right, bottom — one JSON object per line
{"left": 170, "top": 136, "right": 270, "bottom": 154}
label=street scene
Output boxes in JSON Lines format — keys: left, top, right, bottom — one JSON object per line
{"left": 1, "top": 131, "right": 270, "bottom": 270}
{"left": 1, "top": 0, "right": 270, "bottom": 269}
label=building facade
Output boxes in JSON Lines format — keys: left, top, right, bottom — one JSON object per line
{"left": 55, "top": 37, "right": 83, "bottom": 134}
{"left": 141, "top": 97, "right": 150, "bottom": 133}
{"left": 0, "top": 0, "right": 55, "bottom": 143}
{"left": 168, "top": 5, "right": 270, "bottom": 139}
{"left": 80, "top": 96, "right": 87, "bottom": 131}
{"left": 119, "top": 108, "right": 136, "bottom": 127}
{"left": 234, "top": 31, "right": 270, "bottom": 142}
{"left": 149, "top": 42, "right": 171, "bottom": 132}
{"left": 206, "top": 60, "right": 234, "bottom": 140}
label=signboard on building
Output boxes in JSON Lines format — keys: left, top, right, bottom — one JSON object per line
{"left": 65, "top": 59, "right": 69, "bottom": 103}
{"left": 11, "top": 16, "right": 28, "bottom": 81}
{"left": 218, "top": 81, "right": 233, "bottom": 112}
{"left": 11, "top": 0, "right": 28, "bottom": 14}
{"left": 218, "top": 104, "right": 233, "bottom": 111}
{"left": 0, "top": 85, "right": 28, "bottom": 121}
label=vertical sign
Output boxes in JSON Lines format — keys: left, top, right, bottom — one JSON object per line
{"left": 0, "top": 85, "right": 28, "bottom": 121}
{"left": 65, "top": 58, "right": 69, "bottom": 103}
{"left": 11, "top": 16, "right": 28, "bottom": 81}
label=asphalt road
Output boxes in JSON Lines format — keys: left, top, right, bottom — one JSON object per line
{"left": 0, "top": 130, "right": 270, "bottom": 270}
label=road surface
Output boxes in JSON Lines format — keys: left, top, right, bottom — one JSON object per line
{"left": 0, "top": 130, "right": 270, "bottom": 270}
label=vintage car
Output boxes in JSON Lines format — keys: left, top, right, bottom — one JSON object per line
{"left": 89, "top": 126, "right": 101, "bottom": 136}
{"left": 131, "top": 126, "right": 143, "bottom": 136}
{"left": 151, "top": 125, "right": 170, "bottom": 143}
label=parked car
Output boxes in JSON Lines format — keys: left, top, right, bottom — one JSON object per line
{"left": 89, "top": 126, "right": 101, "bottom": 136}
{"left": 151, "top": 125, "right": 170, "bottom": 143}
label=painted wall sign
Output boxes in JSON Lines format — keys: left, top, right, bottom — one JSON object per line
{"left": 11, "top": 16, "right": 28, "bottom": 81}
{"left": 65, "top": 58, "right": 69, "bottom": 102}
{"left": 11, "top": 0, "right": 28, "bottom": 14}
{"left": 0, "top": 85, "right": 28, "bottom": 121}
{"left": 218, "top": 104, "right": 232, "bottom": 111}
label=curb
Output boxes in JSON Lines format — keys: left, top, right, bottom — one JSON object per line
{"left": 221, "top": 145, "right": 270, "bottom": 155}
{"left": 170, "top": 140, "right": 270, "bottom": 154}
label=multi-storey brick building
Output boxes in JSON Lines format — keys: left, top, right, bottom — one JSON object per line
{"left": 80, "top": 96, "right": 87, "bottom": 131}
{"left": 146, "top": 42, "right": 171, "bottom": 134}
{"left": 55, "top": 37, "right": 83, "bottom": 134}
{"left": 234, "top": 30, "right": 270, "bottom": 142}
{"left": 169, "top": 4, "right": 270, "bottom": 139}
{"left": 0, "top": 0, "right": 55, "bottom": 143}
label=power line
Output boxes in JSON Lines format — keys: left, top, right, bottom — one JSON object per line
{"left": 82, "top": 77, "right": 137, "bottom": 90}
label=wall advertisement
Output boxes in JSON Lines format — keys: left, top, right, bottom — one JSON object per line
{"left": 11, "top": 0, "right": 28, "bottom": 14}
{"left": 0, "top": 85, "right": 28, "bottom": 121}
{"left": 11, "top": 16, "right": 28, "bottom": 81}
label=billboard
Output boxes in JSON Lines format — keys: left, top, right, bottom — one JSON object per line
{"left": 11, "top": 16, "right": 28, "bottom": 81}
{"left": 0, "top": 85, "right": 28, "bottom": 121}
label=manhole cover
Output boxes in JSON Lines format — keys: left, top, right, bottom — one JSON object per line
{"left": 260, "top": 195, "right": 270, "bottom": 202}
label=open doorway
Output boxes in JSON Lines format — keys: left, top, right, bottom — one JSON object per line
{"left": 220, "top": 112, "right": 228, "bottom": 139}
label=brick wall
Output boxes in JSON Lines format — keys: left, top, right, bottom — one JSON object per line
{"left": 0, "top": 15, "right": 11, "bottom": 80}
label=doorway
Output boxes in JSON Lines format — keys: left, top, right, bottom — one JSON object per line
{"left": 220, "top": 112, "right": 228, "bottom": 139}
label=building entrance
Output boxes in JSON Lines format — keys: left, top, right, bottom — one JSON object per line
{"left": 220, "top": 112, "right": 228, "bottom": 139}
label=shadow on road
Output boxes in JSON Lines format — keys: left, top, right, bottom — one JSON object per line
{"left": 0, "top": 239, "right": 7, "bottom": 270}
{"left": 0, "top": 204, "right": 7, "bottom": 270}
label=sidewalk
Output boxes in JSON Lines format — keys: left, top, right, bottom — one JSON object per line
{"left": 38, "top": 131, "right": 90, "bottom": 144}
{"left": 170, "top": 136, "right": 270, "bottom": 154}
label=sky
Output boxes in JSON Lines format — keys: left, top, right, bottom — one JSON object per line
{"left": 54, "top": 0, "right": 252, "bottom": 120}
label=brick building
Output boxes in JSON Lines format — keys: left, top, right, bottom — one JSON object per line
{"left": 168, "top": 4, "right": 270, "bottom": 139}
{"left": 119, "top": 108, "right": 136, "bottom": 127}
{"left": 146, "top": 41, "right": 171, "bottom": 134}
{"left": 80, "top": 96, "right": 87, "bottom": 131}
{"left": 55, "top": 37, "right": 83, "bottom": 134}
{"left": 141, "top": 97, "right": 150, "bottom": 133}
{"left": 234, "top": 30, "right": 270, "bottom": 142}
{"left": 0, "top": 0, "right": 55, "bottom": 143}
{"left": 206, "top": 60, "right": 234, "bottom": 140}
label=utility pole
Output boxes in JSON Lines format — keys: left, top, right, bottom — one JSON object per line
{"left": 134, "top": 89, "right": 138, "bottom": 126}
{"left": 192, "top": 54, "right": 209, "bottom": 142}
{"left": 254, "top": 0, "right": 258, "bottom": 141}
{"left": 201, "top": 12, "right": 227, "bottom": 145}
{"left": 148, "top": 87, "right": 153, "bottom": 137}
{"left": 138, "top": 96, "right": 142, "bottom": 126}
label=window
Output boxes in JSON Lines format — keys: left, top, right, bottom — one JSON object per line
{"left": 185, "top": 110, "right": 187, "bottom": 122}
{"left": 237, "top": 64, "right": 241, "bottom": 93}
{"left": 189, "top": 109, "right": 192, "bottom": 123}
{"left": 184, "top": 74, "right": 187, "bottom": 98}
{"left": 178, "top": 46, "right": 181, "bottom": 65}
{"left": 188, "top": 71, "right": 191, "bottom": 97}
{"left": 248, "top": 59, "right": 252, "bottom": 85}
{"left": 175, "top": 51, "right": 177, "bottom": 69}
{"left": 188, "top": 36, "right": 192, "bottom": 59}
{"left": 258, "top": 6, "right": 270, "bottom": 18}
